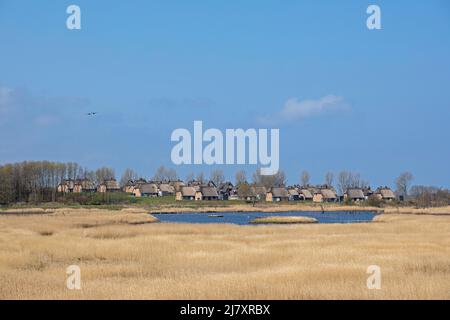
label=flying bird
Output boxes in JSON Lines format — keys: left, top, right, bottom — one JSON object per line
{"left": 86, "top": 112, "right": 98, "bottom": 116}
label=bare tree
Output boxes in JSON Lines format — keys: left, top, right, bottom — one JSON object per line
{"left": 196, "top": 171, "right": 205, "bottom": 184}
{"left": 237, "top": 182, "right": 252, "bottom": 199}
{"left": 350, "top": 173, "right": 361, "bottom": 188}
{"left": 153, "top": 166, "right": 167, "bottom": 181}
{"left": 166, "top": 168, "right": 178, "bottom": 181}
{"left": 253, "top": 168, "right": 286, "bottom": 188}
{"left": 95, "top": 167, "right": 115, "bottom": 183}
{"left": 325, "top": 171, "right": 334, "bottom": 187}
{"left": 337, "top": 171, "right": 351, "bottom": 195}
{"left": 186, "top": 172, "right": 194, "bottom": 182}
{"left": 235, "top": 170, "right": 247, "bottom": 186}
{"left": 120, "top": 168, "right": 138, "bottom": 187}
{"left": 0, "top": 161, "right": 92, "bottom": 204}
{"left": 396, "top": 172, "right": 414, "bottom": 197}
{"left": 301, "top": 170, "right": 310, "bottom": 187}
{"left": 360, "top": 179, "right": 370, "bottom": 189}
{"left": 210, "top": 169, "right": 225, "bottom": 187}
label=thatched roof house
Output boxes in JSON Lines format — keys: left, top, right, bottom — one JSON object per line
{"left": 57, "top": 179, "right": 75, "bottom": 193}
{"left": 362, "top": 187, "right": 374, "bottom": 198}
{"left": 345, "top": 188, "right": 365, "bottom": 201}
{"left": 158, "top": 183, "right": 175, "bottom": 196}
{"left": 170, "top": 180, "right": 185, "bottom": 192}
{"left": 98, "top": 179, "right": 120, "bottom": 193}
{"left": 375, "top": 187, "right": 396, "bottom": 201}
{"left": 288, "top": 188, "right": 300, "bottom": 201}
{"left": 266, "top": 187, "right": 290, "bottom": 202}
{"left": 175, "top": 186, "right": 197, "bottom": 200}
{"left": 313, "top": 188, "right": 337, "bottom": 202}
{"left": 73, "top": 179, "right": 96, "bottom": 193}
{"left": 123, "top": 179, "right": 148, "bottom": 193}
{"left": 200, "top": 186, "right": 219, "bottom": 201}
{"left": 133, "top": 183, "right": 158, "bottom": 197}
{"left": 299, "top": 189, "right": 313, "bottom": 200}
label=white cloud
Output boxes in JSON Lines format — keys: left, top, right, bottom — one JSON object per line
{"left": 258, "top": 95, "right": 349, "bottom": 125}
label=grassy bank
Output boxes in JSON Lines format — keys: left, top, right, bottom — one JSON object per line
{"left": 0, "top": 208, "right": 449, "bottom": 299}
{"left": 2, "top": 197, "right": 450, "bottom": 216}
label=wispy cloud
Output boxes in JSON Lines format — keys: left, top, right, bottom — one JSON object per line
{"left": 258, "top": 95, "right": 349, "bottom": 125}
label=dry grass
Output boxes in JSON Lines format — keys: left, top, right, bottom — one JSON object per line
{"left": 250, "top": 216, "right": 318, "bottom": 224}
{"left": 0, "top": 208, "right": 449, "bottom": 299}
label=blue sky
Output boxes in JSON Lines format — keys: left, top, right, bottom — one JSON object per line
{"left": 1, "top": 0, "right": 449, "bottom": 187}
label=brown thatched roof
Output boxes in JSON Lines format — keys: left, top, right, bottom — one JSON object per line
{"left": 320, "top": 189, "right": 337, "bottom": 199}
{"left": 377, "top": 188, "right": 395, "bottom": 199}
{"left": 103, "top": 179, "right": 120, "bottom": 190}
{"left": 300, "top": 189, "right": 313, "bottom": 199}
{"left": 159, "top": 183, "right": 175, "bottom": 194}
{"left": 288, "top": 189, "right": 299, "bottom": 196}
{"left": 201, "top": 186, "right": 219, "bottom": 197}
{"left": 270, "top": 187, "right": 289, "bottom": 198}
{"left": 140, "top": 183, "right": 158, "bottom": 194}
{"left": 251, "top": 186, "right": 267, "bottom": 196}
{"left": 180, "top": 186, "right": 196, "bottom": 197}
{"left": 346, "top": 188, "right": 365, "bottom": 199}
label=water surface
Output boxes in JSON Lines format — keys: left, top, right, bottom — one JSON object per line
{"left": 153, "top": 211, "right": 377, "bottom": 225}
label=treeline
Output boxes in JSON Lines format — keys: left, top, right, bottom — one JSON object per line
{"left": 1, "top": 161, "right": 449, "bottom": 207}
{"left": 409, "top": 185, "right": 450, "bottom": 208}
{"left": 0, "top": 161, "right": 115, "bottom": 204}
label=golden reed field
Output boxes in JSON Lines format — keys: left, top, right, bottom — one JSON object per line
{"left": 0, "top": 207, "right": 449, "bottom": 299}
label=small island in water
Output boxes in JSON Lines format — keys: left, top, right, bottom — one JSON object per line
{"left": 250, "top": 216, "right": 318, "bottom": 224}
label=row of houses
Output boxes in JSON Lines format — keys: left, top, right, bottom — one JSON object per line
{"left": 176, "top": 183, "right": 396, "bottom": 202}
{"left": 57, "top": 178, "right": 119, "bottom": 193}
{"left": 57, "top": 178, "right": 396, "bottom": 202}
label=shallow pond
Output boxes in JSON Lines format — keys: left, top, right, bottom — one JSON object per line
{"left": 152, "top": 211, "right": 378, "bottom": 225}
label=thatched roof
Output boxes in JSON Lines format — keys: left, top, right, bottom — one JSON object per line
{"left": 270, "top": 187, "right": 290, "bottom": 198}
{"left": 251, "top": 186, "right": 267, "bottom": 196}
{"left": 171, "top": 180, "right": 185, "bottom": 187}
{"left": 320, "top": 188, "right": 337, "bottom": 199}
{"left": 288, "top": 189, "right": 299, "bottom": 196}
{"left": 103, "top": 179, "right": 120, "bottom": 190}
{"left": 377, "top": 188, "right": 395, "bottom": 199}
{"left": 180, "top": 186, "right": 196, "bottom": 197}
{"left": 159, "top": 183, "right": 175, "bottom": 194}
{"left": 346, "top": 188, "right": 365, "bottom": 199}
{"left": 201, "top": 186, "right": 219, "bottom": 197}
{"left": 300, "top": 189, "right": 313, "bottom": 199}
{"left": 140, "top": 183, "right": 158, "bottom": 194}
{"left": 76, "top": 179, "right": 96, "bottom": 190}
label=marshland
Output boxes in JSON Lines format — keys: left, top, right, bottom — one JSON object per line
{"left": 0, "top": 206, "right": 449, "bottom": 299}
